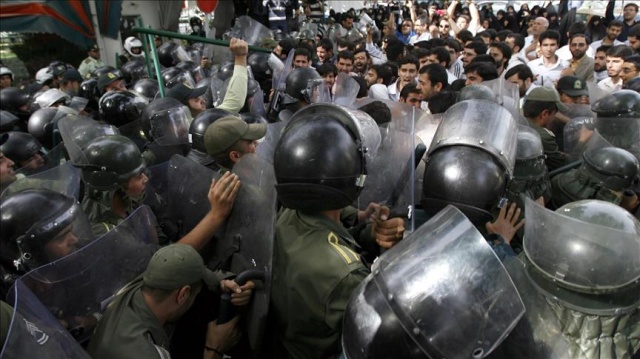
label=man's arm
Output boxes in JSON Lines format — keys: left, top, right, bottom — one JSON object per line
{"left": 605, "top": 0, "right": 616, "bottom": 25}
{"left": 447, "top": 1, "right": 462, "bottom": 34}
{"left": 469, "top": 0, "right": 481, "bottom": 34}
{"left": 218, "top": 38, "right": 249, "bottom": 113}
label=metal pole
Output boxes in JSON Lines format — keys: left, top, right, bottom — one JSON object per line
{"left": 145, "top": 25, "right": 165, "bottom": 98}
{"left": 131, "top": 27, "right": 272, "bottom": 53}
{"left": 136, "top": 17, "right": 153, "bottom": 78}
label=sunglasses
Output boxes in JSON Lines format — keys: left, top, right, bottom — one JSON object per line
{"left": 439, "top": 25, "right": 450, "bottom": 28}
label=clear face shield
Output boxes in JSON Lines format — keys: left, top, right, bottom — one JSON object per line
{"left": 149, "top": 105, "right": 192, "bottom": 146}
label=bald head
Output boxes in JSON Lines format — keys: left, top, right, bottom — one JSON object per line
{"left": 532, "top": 17, "right": 549, "bottom": 36}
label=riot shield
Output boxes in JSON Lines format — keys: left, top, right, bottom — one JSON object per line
{"left": 10, "top": 206, "right": 159, "bottom": 344}
{"left": 218, "top": 154, "right": 277, "bottom": 357}
{"left": 357, "top": 101, "right": 423, "bottom": 223}
{"left": 57, "top": 114, "right": 119, "bottom": 165}
{"left": 429, "top": 100, "right": 518, "bottom": 176}
{"left": 14, "top": 143, "right": 66, "bottom": 178}
{"left": 587, "top": 81, "right": 608, "bottom": 104}
{"left": 269, "top": 49, "right": 295, "bottom": 115}
{"left": 250, "top": 87, "right": 267, "bottom": 117}
{"left": 332, "top": 73, "right": 359, "bottom": 108}
{"left": 256, "top": 121, "right": 287, "bottom": 164}
{"left": 568, "top": 129, "right": 614, "bottom": 161}
{"left": 308, "top": 77, "right": 332, "bottom": 104}
{"left": 166, "top": 155, "right": 222, "bottom": 239}
{"left": 0, "top": 280, "right": 90, "bottom": 358}
{"left": 480, "top": 78, "right": 520, "bottom": 115}
{"left": 226, "top": 16, "right": 274, "bottom": 47}
{"left": 562, "top": 116, "right": 594, "bottom": 155}
{"left": 117, "top": 119, "right": 149, "bottom": 152}
{"left": 523, "top": 197, "right": 640, "bottom": 293}
{"left": 342, "top": 205, "right": 525, "bottom": 359}
{"left": 1, "top": 162, "right": 81, "bottom": 200}
{"left": 593, "top": 116, "right": 640, "bottom": 161}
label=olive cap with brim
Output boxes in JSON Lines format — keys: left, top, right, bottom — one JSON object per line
{"left": 557, "top": 76, "right": 588, "bottom": 97}
{"left": 204, "top": 115, "right": 267, "bottom": 156}
{"left": 142, "top": 243, "right": 218, "bottom": 290}
{"left": 97, "top": 72, "right": 122, "bottom": 91}
{"left": 166, "top": 83, "right": 207, "bottom": 104}
{"left": 525, "top": 87, "right": 568, "bottom": 112}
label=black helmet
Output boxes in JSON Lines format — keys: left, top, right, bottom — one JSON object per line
{"left": 216, "top": 62, "right": 235, "bottom": 82}
{"left": 0, "top": 189, "right": 83, "bottom": 273}
{"left": 98, "top": 90, "right": 147, "bottom": 127}
{"left": 0, "top": 110, "right": 21, "bottom": 133}
{"left": 157, "top": 42, "right": 181, "bottom": 68}
{"left": 190, "top": 16, "right": 203, "bottom": 28}
{"left": 623, "top": 77, "right": 640, "bottom": 92}
{"left": 79, "top": 134, "right": 145, "bottom": 190}
{"left": 247, "top": 52, "right": 272, "bottom": 82}
{"left": 275, "top": 104, "right": 373, "bottom": 211}
{"left": 0, "top": 131, "right": 43, "bottom": 166}
{"left": 239, "top": 112, "right": 268, "bottom": 124}
{"left": 0, "top": 87, "right": 30, "bottom": 115}
{"left": 175, "top": 60, "right": 198, "bottom": 74}
{"left": 78, "top": 78, "right": 100, "bottom": 111}
{"left": 131, "top": 78, "right": 159, "bottom": 102}
{"left": 284, "top": 68, "right": 321, "bottom": 103}
{"left": 164, "top": 69, "right": 196, "bottom": 89}
{"left": 421, "top": 146, "right": 508, "bottom": 225}
{"left": 140, "top": 97, "right": 191, "bottom": 144}
{"left": 591, "top": 90, "right": 640, "bottom": 118}
{"left": 582, "top": 147, "right": 639, "bottom": 191}
{"left": 27, "top": 108, "right": 58, "bottom": 149}
{"left": 92, "top": 65, "right": 119, "bottom": 80}
{"left": 121, "top": 60, "right": 149, "bottom": 83}
{"left": 189, "top": 108, "right": 231, "bottom": 152}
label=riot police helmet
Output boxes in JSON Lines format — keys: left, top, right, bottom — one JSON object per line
{"left": 0, "top": 110, "right": 20, "bottom": 133}
{"left": 98, "top": 90, "right": 147, "bottom": 127}
{"left": 189, "top": 108, "right": 231, "bottom": 152}
{"left": 79, "top": 134, "right": 145, "bottom": 190}
{"left": 582, "top": 147, "right": 639, "bottom": 191}
{"left": 591, "top": 90, "right": 640, "bottom": 118}
{"left": 131, "top": 78, "right": 159, "bottom": 102}
{"left": 284, "top": 68, "right": 321, "bottom": 104}
{"left": 0, "top": 131, "right": 43, "bottom": 167}
{"left": 0, "top": 87, "right": 30, "bottom": 114}
{"left": 121, "top": 60, "right": 148, "bottom": 83}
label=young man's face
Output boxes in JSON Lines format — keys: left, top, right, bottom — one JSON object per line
{"left": 439, "top": 20, "right": 451, "bottom": 37}
{"left": 426, "top": 54, "right": 440, "bottom": 66}
{"left": 398, "top": 63, "right": 417, "bottom": 83}
{"left": 0, "top": 74, "right": 11, "bottom": 89}
{"left": 569, "top": 36, "right": 588, "bottom": 59}
{"left": 294, "top": 55, "right": 310, "bottom": 68}
{"left": 506, "top": 73, "right": 530, "bottom": 97}
{"left": 462, "top": 48, "right": 477, "bottom": 67}
{"left": 623, "top": 5, "right": 638, "bottom": 21}
{"left": 324, "top": 72, "right": 336, "bottom": 87}
{"left": 365, "top": 69, "right": 380, "bottom": 87}
{"left": 401, "top": 21, "right": 413, "bottom": 36}
{"left": 606, "top": 56, "right": 625, "bottom": 77}
{"left": 337, "top": 58, "right": 353, "bottom": 74}
{"left": 354, "top": 52, "right": 368, "bottom": 72}
{"left": 401, "top": 92, "right": 422, "bottom": 109}
{"left": 606, "top": 25, "right": 623, "bottom": 41}
{"left": 627, "top": 35, "right": 640, "bottom": 51}
{"left": 342, "top": 17, "right": 354, "bottom": 30}
{"left": 0, "top": 153, "right": 16, "bottom": 187}
{"left": 419, "top": 56, "right": 430, "bottom": 69}
{"left": 414, "top": 19, "right": 426, "bottom": 35}
{"left": 489, "top": 47, "right": 505, "bottom": 68}
{"left": 594, "top": 51, "right": 608, "bottom": 72}
{"left": 539, "top": 38, "right": 558, "bottom": 59}
{"left": 456, "top": 17, "right": 469, "bottom": 30}
{"left": 464, "top": 71, "right": 483, "bottom": 85}
{"left": 124, "top": 171, "right": 149, "bottom": 199}
{"left": 188, "top": 96, "right": 206, "bottom": 113}
{"left": 505, "top": 36, "right": 517, "bottom": 51}
{"left": 89, "top": 48, "right": 100, "bottom": 60}
{"left": 316, "top": 46, "right": 328, "bottom": 62}
{"left": 621, "top": 61, "right": 639, "bottom": 83}
{"left": 417, "top": 72, "right": 440, "bottom": 100}
{"left": 19, "top": 153, "right": 45, "bottom": 170}
{"left": 445, "top": 45, "right": 459, "bottom": 63}
{"left": 44, "top": 225, "right": 79, "bottom": 263}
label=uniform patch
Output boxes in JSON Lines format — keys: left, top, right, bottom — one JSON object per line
{"left": 327, "top": 232, "right": 359, "bottom": 265}
{"left": 84, "top": 58, "right": 91, "bottom": 64}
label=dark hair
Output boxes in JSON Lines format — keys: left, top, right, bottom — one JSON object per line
{"left": 609, "top": 19, "right": 624, "bottom": 29}
{"left": 457, "top": 30, "right": 474, "bottom": 44}
{"left": 505, "top": 64, "right": 534, "bottom": 81}
{"left": 425, "top": 38, "right": 445, "bottom": 48}
{"left": 419, "top": 63, "right": 448, "bottom": 90}
{"left": 464, "top": 41, "right": 488, "bottom": 56}
{"left": 523, "top": 100, "right": 558, "bottom": 118}
{"left": 412, "top": 47, "right": 431, "bottom": 60}
{"left": 337, "top": 50, "right": 354, "bottom": 62}
{"left": 279, "top": 38, "right": 297, "bottom": 56}
{"left": 497, "top": 30, "right": 513, "bottom": 42}
{"left": 596, "top": 45, "right": 612, "bottom": 54}
{"left": 607, "top": 45, "right": 633, "bottom": 59}
{"left": 428, "top": 91, "right": 458, "bottom": 114}
{"left": 477, "top": 31, "right": 493, "bottom": 40}
{"left": 624, "top": 3, "right": 639, "bottom": 11}
{"left": 444, "top": 38, "right": 462, "bottom": 52}
{"left": 630, "top": 24, "right": 640, "bottom": 38}
{"left": 465, "top": 62, "right": 499, "bottom": 81}
{"left": 354, "top": 48, "right": 370, "bottom": 59}
{"left": 317, "top": 38, "right": 334, "bottom": 53}
{"left": 489, "top": 42, "right": 513, "bottom": 62}
{"left": 567, "top": 21, "right": 588, "bottom": 37}
{"left": 370, "top": 64, "right": 393, "bottom": 86}
{"left": 398, "top": 55, "right": 419, "bottom": 69}
{"left": 294, "top": 47, "right": 311, "bottom": 61}
{"left": 625, "top": 55, "right": 640, "bottom": 71}
{"left": 506, "top": 33, "right": 525, "bottom": 52}
{"left": 342, "top": 12, "right": 354, "bottom": 20}
{"left": 538, "top": 30, "right": 560, "bottom": 45}
{"left": 470, "top": 54, "right": 496, "bottom": 65}
{"left": 360, "top": 100, "right": 392, "bottom": 125}
{"left": 337, "top": 38, "right": 356, "bottom": 52}
{"left": 385, "top": 38, "right": 406, "bottom": 63}
{"left": 317, "top": 63, "right": 338, "bottom": 77}
{"left": 569, "top": 33, "right": 590, "bottom": 44}
{"left": 351, "top": 75, "right": 368, "bottom": 98}
{"left": 431, "top": 47, "right": 452, "bottom": 67}
{"left": 400, "top": 83, "right": 421, "bottom": 100}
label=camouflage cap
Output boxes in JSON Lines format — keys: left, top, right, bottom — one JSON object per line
{"left": 142, "top": 243, "right": 218, "bottom": 290}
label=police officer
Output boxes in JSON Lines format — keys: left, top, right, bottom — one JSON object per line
{"left": 0, "top": 189, "right": 91, "bottom": 297}
{"left": 274, "top": 67, "right": 322, "bottom": 121}
{"left": 270, "top": 103, "right": 404, "bottom": 359}
{"left": 0, "top": 66, "right": 13, "bottom": 90}
{"left": 0, "top": 132, "right": 46, "bottom": 175}
{"left": 187, "top": 108, "right": 231, "bottom": 169}
{"left": 0, "top": 137, "right": 17, "bottom": 192}
{"left": 78, "top": 44, "right": 105, "bottom": 79}
{"left": 203, "top": 115, "right": 267, "bottom": 172}
{"left": 591, "top": 89, "right": 640, "bottom": 161}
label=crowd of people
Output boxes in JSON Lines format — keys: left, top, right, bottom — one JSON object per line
{"left": 0, "top": 0, "right": 639, "bottom": 358}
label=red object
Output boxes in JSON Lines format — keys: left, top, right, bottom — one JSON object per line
{"left": 196, "top": 0, "right": 218, "bottom": 13}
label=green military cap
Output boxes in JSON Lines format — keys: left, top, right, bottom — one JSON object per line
{"left": 525, "top": 87, "right": 568, "bottom": 112}
{"left": 143, "top": 243, "right": 218, "bottom": 290}
{"left": 204, "top": 115, "right": 267, "bottom": 157}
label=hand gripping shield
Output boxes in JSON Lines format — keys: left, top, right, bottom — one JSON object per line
{"left": 6, "top": 206, "right": 159, "bottom": 345}
{"left": 428, "top": 100, "right": 518, "bottom": 177}
{"left": 342, "top": 205, "right": 525, "bottom": 359}
{"left": 218, "top": 153, "right": 277, "bottom": 357}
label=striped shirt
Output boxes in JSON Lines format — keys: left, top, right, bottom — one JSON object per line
{"left": 265, "top": 0, "right": 287, "bottom": 22}
{"left": 306, "top": 0, "right": 324, "bottom": 22}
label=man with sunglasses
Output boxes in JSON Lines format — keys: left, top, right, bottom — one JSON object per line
{"left": 78, "top": 44, "right": 104, "bottom": 79}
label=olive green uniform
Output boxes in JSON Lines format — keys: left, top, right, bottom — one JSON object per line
{"left": 271, "top": 209, "right": 371, "bottom": 359}
{"left": 0, "top": 300, "right": 13, "bottom": 348}
{"left": 531, "top": 123, "right": 568, "bottom": 172}
{"left": 78, "top": 56, "right": 105, "bottom": 79}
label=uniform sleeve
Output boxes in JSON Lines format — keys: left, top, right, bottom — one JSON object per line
{"left": 324, "top": 267, "right": 369, "bottom": 332}
{"left": 217, "top": 65, "right": 248, "bottom": 113}
{"left": 540, "top": 131, "right": 569, "bottom": 172}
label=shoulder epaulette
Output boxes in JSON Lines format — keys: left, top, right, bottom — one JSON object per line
{"left": 326, "top": 232, "right": 360, "bottom": 265}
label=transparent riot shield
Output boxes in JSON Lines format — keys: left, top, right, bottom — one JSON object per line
{"left": 117, "top": 119, "right": 149, "bottom": 152}
{"left": 523, "top": 197, "right": 640, "bottom": 293}
{"left": 593, "top": 116, "right": 640, "bottom": 161}
{"left": 269, "top": 49, "right": 295, "bottom": 115}
{"left": 1, "top": 162, "right": 81, "bottom": 200}
{"left": 0, "top": 280, "right": 90, "bottom": 359}
{"left": 356, "top": 102, "right": 424, "bottom": 225}
{"left": 587, "top": 81, "right": 608, "bottom": 104}
{"left": 166, "top": 155, "right": 223, "bottom": 239}
{"left": 14, "top": 143, "right": 66, "bottom": 178}
{"left": 430, "top": 100, "right": 518, "bottom": 176}
{"left": 256, "top": 121, "right": 287, "bottom": 164}
{"left": 57, "top": 114, "right": 119, "bottom": 166}
{"left": 7, "top": 206, "right": 159, "bottom": 345}
{"left": 308, "top": 78, "right": 332, "bottom": 104}
{"left": 219, "top": 154, "right": 277, "bottom": 357}
{"left": 226, "top": 16, "right": 274, "bottom": 47}
{"left": 250, "top": 87, "right": 267, "bottom": 117}
{"left": 568, "top": 129, "right": 614, "bottom": 161}
{"left": 342, "top": 205, "right": 525, "bottom": 359}
{"left": 562, "top": 116, "right": 594, "bottom": 155}
{"left": 332, "top": 73, "right": 359, "bottom": 108}
{"left": 480, "top": 78, "right": 520, "bottom": 115}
